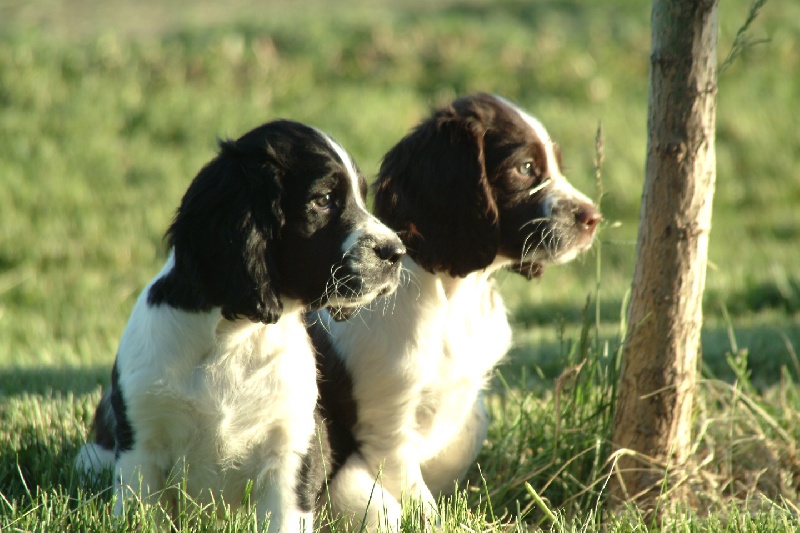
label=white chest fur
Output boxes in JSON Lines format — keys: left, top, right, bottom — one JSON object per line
{"left": 415, "top": 265, "right": 512, "bottom": 456}
{"left": 115, "top": 286, "right": 318, "bottom": 504}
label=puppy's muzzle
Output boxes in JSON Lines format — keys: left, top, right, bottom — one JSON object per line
{"left": 328, "top": 235, "right": 406, "bottom": 321}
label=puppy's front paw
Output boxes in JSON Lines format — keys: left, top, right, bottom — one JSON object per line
{"left": 402, "top": 485, "right": 440, "bottom": 533}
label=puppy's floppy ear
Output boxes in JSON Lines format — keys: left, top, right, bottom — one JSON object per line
{"left": 160, "top": 136, "right": 285, "bottom": 324}
{"left": 374, "top": 106, "right": 499, "bottom": 277}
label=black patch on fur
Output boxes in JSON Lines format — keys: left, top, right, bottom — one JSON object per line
{"left": 147, "top": 126, "right": 286, "bottom": 324}
{"left": 308, "top": 317, "right": 359, "bottom": 479}
{"left": 110, "top": 360, "right": 134, "bottom": 455}
{"left": 294, "top": 409, "right": 332, "bottom": 513}
{"left": 91, "top": 388, "right": 117, "bottom": 451}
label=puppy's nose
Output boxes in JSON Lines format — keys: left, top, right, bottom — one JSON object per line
{"left": 375, "top": 241, "right": 406, "bottom": 264}
{"left": 576, "top": 204, "right": 602, "bottom": 233}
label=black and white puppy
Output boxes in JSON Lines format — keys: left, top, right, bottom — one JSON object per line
{"left": 75, "top": 120, "right": 405, "bottom": 532}
{"left": 310, "top": 94, "right": 601, "bottom": 530}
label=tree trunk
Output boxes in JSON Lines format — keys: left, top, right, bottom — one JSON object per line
{"left": 610, "top": 0, "right": 718, "bottom": 509}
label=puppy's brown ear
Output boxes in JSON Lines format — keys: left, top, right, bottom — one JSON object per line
{"left": 374, "top": 107, "right": 499, "bottom": 277}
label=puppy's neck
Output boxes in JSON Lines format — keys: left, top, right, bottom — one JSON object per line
{"left": 213, "top": 299, "right": 306, "bottom": 356}
{"left": 405, "top": 257, "right": 500, "bottom": 301}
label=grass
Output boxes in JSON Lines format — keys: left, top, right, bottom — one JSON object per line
{"left": 1, "top": 0, "right": 799, "bottom": 530}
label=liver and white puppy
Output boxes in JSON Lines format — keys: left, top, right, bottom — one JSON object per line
{"left": 76, "top": 120, "right": 405, "bottom": 532}
{"left": 310, "top": 94, "right": 601, "bottom": 530}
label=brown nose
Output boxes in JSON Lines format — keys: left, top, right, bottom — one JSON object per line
{"left": 576, "top": 204, "right": 602, "bottom": 233}
{"left": 375, "top": 241, "right": 406, "bottom": 264}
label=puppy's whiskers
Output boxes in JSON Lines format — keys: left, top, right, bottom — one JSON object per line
{"left": 519, "top": 216, "right": 549, "bottom": 231}
{"left": 400, "top": 267, "right": 423, "bottom": 301}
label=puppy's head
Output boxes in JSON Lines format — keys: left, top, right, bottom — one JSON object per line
{"left": 375, "top": 93, "right": 600, "bottom": 278}
{"left": 156, "top": 120, "right": 404, "bottom": 324}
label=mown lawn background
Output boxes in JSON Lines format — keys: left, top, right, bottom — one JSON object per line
{"left": 1, "top": 0, "right": 799, "bottom": 530}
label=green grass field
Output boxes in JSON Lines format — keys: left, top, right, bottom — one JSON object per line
{"left": 2, "top": 0, "right": 799, "bottom": 530}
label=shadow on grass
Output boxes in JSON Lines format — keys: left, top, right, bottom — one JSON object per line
{"left": 0, "top": 425, "right": 113, "bottom": 505}
{"left": 507, "top": 316, "right": 800, "bottom": 390}
{"left": 0, "top": 365, "right": 110, "bottom": 397}
{"left": 707, "top": 279, "right": 800, "bottom": 315}
{"left": 512, "top": 277, "right": 800, "bottom": 328}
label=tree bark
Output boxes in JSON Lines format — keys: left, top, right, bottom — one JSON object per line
{"left": 610, "top": 0, "right": 718, "bottom": 509}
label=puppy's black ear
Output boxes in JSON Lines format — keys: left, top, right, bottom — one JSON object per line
{"left": 157, "top": 136, "right": 285, "bottom": 324}
{"left": 374, "top": 106, "right": 499, "bottom": 277}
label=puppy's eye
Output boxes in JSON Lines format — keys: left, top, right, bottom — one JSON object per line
{"left": 312, "top": 193, "right": 333, "bottom": 210}
{"left": 517, "top": 162, "right": 535, "bottom": 177}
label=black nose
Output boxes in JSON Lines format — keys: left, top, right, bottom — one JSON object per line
{"left": 375, "top": 241, "right": 406, "bottom": 264}
{"left": 575, "top": 203, "right": 602, "bottom": 233}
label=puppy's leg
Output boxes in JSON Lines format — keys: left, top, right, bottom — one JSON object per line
{"left": 75, "top": 388, "right": 117, "bottom": 478}
{"left": 254, "top": 481, "right": 311, "bottom": 533}
{"left": 113, "top": 449, "right": 167, "bottom": 517}
{"left": 327, "top": 452, "right": 403, "bottom": 532}
{"left": 359, "top": 440, "right": 439, "bottom": 526}
{"left": 253, "top": 453, "right": 313, "bottom": 533}
{"left": 421, "top": 394, "right": 489, "bottom": 495}
{"left": 355, "top": 392, "right": 438, "bottom": 522}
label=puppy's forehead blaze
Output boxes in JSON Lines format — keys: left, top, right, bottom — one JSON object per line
{"left": 318, "top": 130, "right": 367, "bottom": 210}
{"left": 493, "top": 96, "right": 564, "bottom": 177}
